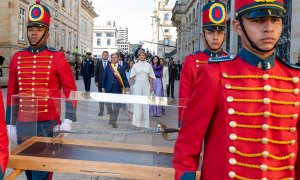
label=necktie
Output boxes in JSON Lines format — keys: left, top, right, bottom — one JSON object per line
{"left": 103, "top": 61, "right": 107, "bottom": 69}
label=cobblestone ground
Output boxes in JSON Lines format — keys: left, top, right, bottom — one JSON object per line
{"left": 4, "top": 77, "right": 180, "bottom": 180}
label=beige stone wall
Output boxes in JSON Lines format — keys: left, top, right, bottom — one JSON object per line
{"left": 290, "top": 1, "right": 300, "bottom": 63}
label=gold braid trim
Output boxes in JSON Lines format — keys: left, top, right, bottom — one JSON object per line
{"left": 19, "top": 56, "right": 52, "bottom": 59}
{"left": 234, "top": 150, "right": 295, "bottom": 160}
{"left": 234, "top": 111, "right": 295, "bottom": 119}
{"left": 224, "top": 74, "right": 294, "bottom": 82}
{"left": 236, "top": 123, "right": 293, "bottom": 132}
{"left": 236, "top": 136, "right": 294, "bottom": 145}
{"left": 18, "top": 72, "right": 49, "bottom": 75}
{"left": 233, "top": 98, "right": 297, "bottom": 106}
{"left": 235, "top": 161, "right": 292, "bottom": 171}
{"left": 234, "top": 173, "right": 293, "bottom": 180}
{"left": 20, "top": 105, "right": 47, "bottom": 107}
{"left": 18, "top": 66, "right": 50, "bottom": 69}
{"left": 19, "top": 77, "right": 49, "bottom": 80}
{"left": 20, "top": 110, "right": 48, "bottom": 113}
{"left": 20, "top": 83, "right": 48, "bottom": 86}
{"left": 18, "top": 61, "right": 52, "bottom": 64}
{"left": 230, "top": 86, "right": 294, "bottom": 93}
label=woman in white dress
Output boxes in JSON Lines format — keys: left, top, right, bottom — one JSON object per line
{"left": 130, "top": 50, "right": 155, "bottom": 128}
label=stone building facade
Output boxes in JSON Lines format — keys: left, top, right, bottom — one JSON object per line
{"left": 172, "top": 0, "right": 300, "bottom": 63}
{"left": 151, "top": 0, "right": 177, "bottom": 60}
{"left": 0, "top": 0, "right": 97, "bottom": 80}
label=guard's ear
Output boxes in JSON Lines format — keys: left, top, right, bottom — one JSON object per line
{"left": 233, "top": 19, "right": 243, "bottom": 36}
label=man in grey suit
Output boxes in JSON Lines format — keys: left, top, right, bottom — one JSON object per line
{"left": 95, "top": 51, "right": 110, "bottom": 116}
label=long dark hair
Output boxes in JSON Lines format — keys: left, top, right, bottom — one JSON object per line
{"left": 151, "top": 55, "right": 160, "bottom": 65}
{"left": 126, "top": 59, "right": 135, "bottom": 72}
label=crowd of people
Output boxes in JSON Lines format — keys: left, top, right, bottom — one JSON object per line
{"left": 77, "top": 49, "right": 182, "bottom": 128}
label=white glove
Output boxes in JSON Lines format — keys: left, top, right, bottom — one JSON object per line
{"left": 7, "top": 125, "right": 17, "bottom": 144}
{"left": 60, "top": 119, "right": 73, "bottom": 132}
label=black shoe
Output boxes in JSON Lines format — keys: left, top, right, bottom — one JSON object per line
{"left": 171, "top": 96, "right": 175, "bottom": 98}
{"left": 112, "top": 123, "right": 118, "bottom": 128}
{"left": 98, "top": 112, "right": 103, "bottom": 116}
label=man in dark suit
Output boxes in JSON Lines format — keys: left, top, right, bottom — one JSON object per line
{"left": 80, "top": 52, "right": 94, "bottom": 92}
{"left": 176, "top": 60, "right": 182, "bottom": 80}
{"left": 102, "top": 52, "right": 129, "bottom": 128}
{"left": 95, "top": 51, "right": 110, "bottom": 116}
{"left": 0, "top": 56, "right": 5, "bottom": 77}
{"left": 168, "top": 57, "right": 177, "bottom": 98}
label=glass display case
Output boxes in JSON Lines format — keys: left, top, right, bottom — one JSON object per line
{"left": 6, "top": 90, "right": 200, "bottom": 179}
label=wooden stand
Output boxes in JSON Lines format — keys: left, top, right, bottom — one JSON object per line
{"left": 6, "top": 137, "right": 200, "bottom": 179}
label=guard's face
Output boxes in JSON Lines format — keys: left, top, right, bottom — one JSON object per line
{"left": 111, "top": 54, "right": 119, "bottom": 64}
{"left": 234, "top": 16, "right": 282, "bottom": 53}
{"left": 203, "top": 28, "right": 225, "bottom": 51}
{"left": 102, "top": 53, "right": 109, "bottom": 60}
{"left": 27, "top": 26, "right": 49, "bottom": 48}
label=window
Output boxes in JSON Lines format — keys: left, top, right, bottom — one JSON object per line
{"left": 54, "top": 25, "right": 58, "bottom": 47}
{"left": 68, "top": 32, "right": 72, "bottom": 51}
{"left": 97, "top": 38, "right": 101, "bottom": 46}
{"left": 62, "top": 0, "right": 65, "bottom": 8}
{"left": 19, "top": 7, "right": 26, "bottom": 41}
{"left": 106, "top": 33, "right": 113, "bottom": 37}
{"left": 96, "top": 33, "right": 102, "bottom": 37}
{"left": 62, "top": 29, "right": 66, "bottom": 49}
{"left": 164, "top": 13, "right": 170, "bottom": 21}
{"left": 107, "top": 39, "right": 111, "bottom": 46}
{"left": 164, "top": 38, "right": 170, "bottom": 46}
{"left": 164, "top": 29, "right": 170, "bottom": 33}
{"left": 69, "top": 0, "right": 72, "bottom": 14}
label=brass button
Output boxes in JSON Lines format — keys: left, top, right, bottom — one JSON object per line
{"left": 262, "top": 74, "right": 269, "bottom": 80}
{"left": 33, "top": 65, "right": 36, "bottom": 68}
{"left": 263, "top": 98, "right": 270, "bottom": 104}
{"left": 19, "top": 82, "right": 22, "bottom": 85}
{"left": 263, "top": 111, "right": 270, "bottom": 117}
{"left": 261, "top": 138, "right": 269, "bottom": 144}
{"left": 229, "top": 134, "right": 237, "bottom": 140}
{"left": 222, "top": 73, "right": 228, "bottom": 78}
{"left": 228, "top": 108, "right": 235, "bottom": 115}
{"left": 262, "top": 151, "right": 269, "bottom": 157}
{"left": 50, "top": 56, "right": 53, "bottom": 59}
{"left": 18, "top": 71, "right": 21, "bottom": 75}
{"left": 18, "top": 56, "right": 21, "bottom": 59}
{"left": 33, "top": 55, "right": 37, "bottom": 58}
{"left": 33, "top": 71, "right": 36, "bottom": 74}
{"left": 290, "top": 127, "right": 296, "bottom": 132}
{"left": 262, "top": 124, "right": 269, "bottom": 131}
{"left": 260, "top": 164, "right": 268, "bottom": 171}
{"left": 261, "top": 178, "right": 267, "bottom": 180}
{"left": 17, "top": 66, "right": 20, "bottom": 69}
{"left": 290, "top": 153, "right": 296, "bottom": 158}
{"left": 48, "top": 66, "right": 51, "bottom": 69}
{"left": 227, "top": 96, "right": 234, "bottom": 102}
{"left": 292, "top": 114, "right": 298, "bottom": 119}
{"left": 290, "top": 140, "right": 296, "bottom": 145}
{"left": 32, "top": 77, "right": 35, "bottom": 80}
{"left": 225, "top": 84, "right": 231, "bottom": 89}
{"left": 33, "top": 60, "right": 36, "bottom": 64}
{"left": 229, "top": 158, "right": 236, "bottom": 165}
{"left": 17, "top": 61, "right": 20, "bottom": 64}
{"left": 294, "top": 102, "right": 300, "bottom": 107}
{"left": 289, "top": 166, "right": 294, "bottom": 170}
{"left": 228, "top": 171, "right": 236, "bottom": 178}
{"left": 294, "top": 88, "right": 299, "bottom": 95}
{"left": 292, "top": 77, "right": 299, "bottom": 83}
{"left": 229, "top": 146, "right": 236, "bottom": 153}
{"left": 45, "top": 109, "right": 48, "bottom": 112}
{"left": 263, "top": 85, "right": 271, "bottom": 91}
{"left": 229, "top": 121, "right": 237, "bottom": 128}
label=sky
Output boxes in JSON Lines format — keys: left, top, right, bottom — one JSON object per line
{"left": 91, "top": 0, "right": 176, "bottom": 44}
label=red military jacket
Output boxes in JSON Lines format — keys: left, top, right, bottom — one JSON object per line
{"left": 178, "top": 49, "right": 228, "bottom": 126}
{"left": 0, "top": 89, "right": 8, "bottom": 179}
{"left": 174, "top": 49, "right": 300, "bottom": 180}
{"left": 6, "top": 46, "right": 77, "bottom": 124}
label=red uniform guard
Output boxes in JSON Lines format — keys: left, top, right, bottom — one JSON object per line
{"left": 6, "top": 1, "right": 76, "bottom": 179}
{"left": 178, "top": 1, "right": 228, "bottom": 126}
{"left": 174, "top": 0, "right": 300, "bottom": 179}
